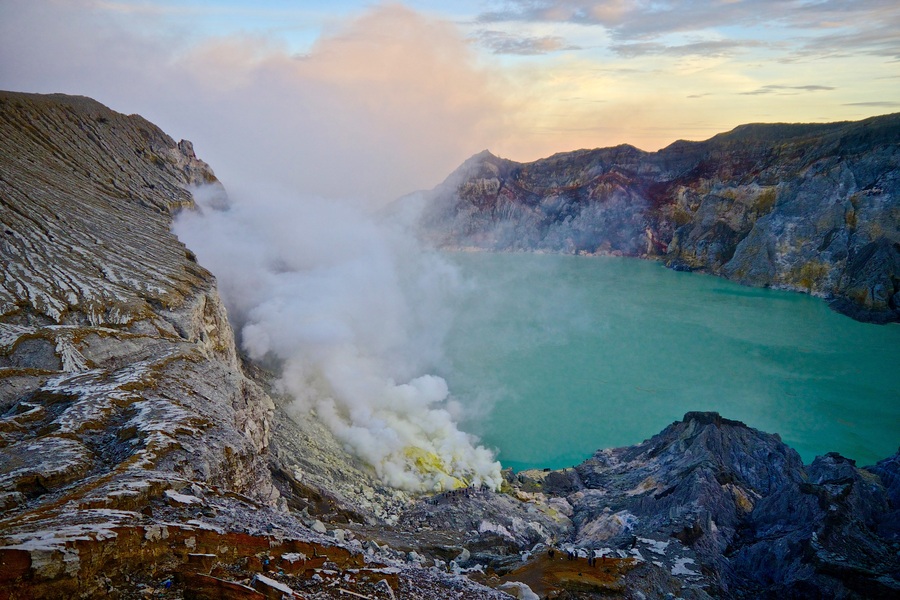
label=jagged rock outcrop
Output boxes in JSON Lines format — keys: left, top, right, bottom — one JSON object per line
{"left": 418, "top": 115, "right": 900, "bottom": 322}
{"left": 512, "top": 412, "right": 900, "bottom": 599}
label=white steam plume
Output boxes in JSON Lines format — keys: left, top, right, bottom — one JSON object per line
{"left": 1, "top": 0, "right": 507, "bottom": 492}
{"left": 174, "top": 184, "right": 502, "bottom": 492}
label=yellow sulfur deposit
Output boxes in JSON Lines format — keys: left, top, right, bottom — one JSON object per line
{"left": 402, "top": 447, "right": 469, "bottom": 491}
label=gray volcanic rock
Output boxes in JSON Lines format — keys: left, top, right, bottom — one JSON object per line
{"left": 532, "top": 412, "right": 900, "bottom": 598}
{"left": 868, "top": 452, "right": 900, "bottom": 540}
{"left": 567, "top": 413, "right": 804, "bottom": 593}
{"left": 0, "top": 91, "right": 277, "bottom": 505}
{"left": 396, "top": 485, "right": 571, "bottom": 564}
{"left": 728, "top": 453, "right": 899, "bottom": 599}
{"left": 418, "top": 115, "right": 900, "bottom": 322}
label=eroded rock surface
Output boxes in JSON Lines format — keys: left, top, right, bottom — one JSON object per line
{"left": 418, "top": 116, "right": 900, "bottom": 322}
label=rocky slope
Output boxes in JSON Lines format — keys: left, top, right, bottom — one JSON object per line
{"left": 417, "top": 115, "right": 900, "bottom": 323}
{"left": 1, "top": 91, "right": 897, "bottom": 599}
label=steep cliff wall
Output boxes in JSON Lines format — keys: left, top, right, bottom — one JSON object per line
{"left": 0, "top": 91, "right": 283, "bottom": 496}
{"left": 419, "top": 115, "right": 900, "bottom": 322}
{"left": 0, "top": 90, "right": 276, "bottom": 592}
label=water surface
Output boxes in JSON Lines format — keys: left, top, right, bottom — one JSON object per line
{"left": 442, "top": 252, "right": 899, "bottom": 471}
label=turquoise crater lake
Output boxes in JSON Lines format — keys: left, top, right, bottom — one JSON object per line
{"left": 441, "top": 252, "right": 900, "bottom": 471}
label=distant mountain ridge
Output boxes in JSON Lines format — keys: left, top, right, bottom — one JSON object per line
{"left": 419, "top": 114, "right": 900, "bottom": 323}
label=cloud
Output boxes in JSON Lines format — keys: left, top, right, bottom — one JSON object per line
{"left": 479, "top": 0, "right": 632, "bottom": 27}
{"left": 843, "top": 101, "right": 900, "bottom": 108}
{"left": 611, "top": 38, "right": 761, "bottom": 58}
{"left": 739, "top": 84, "right": 836, "bottom": 96}
{"left": 0, "top": 1, "right": 509, "bottom": 202}
{"left": 479, "top": 0, "right": 900, "bottom": 52}
{"left": 790, "top": 23, "right": 900, "bottom": 61}
{"left": 475, "top": 29, "right": 578, "bottom": 55}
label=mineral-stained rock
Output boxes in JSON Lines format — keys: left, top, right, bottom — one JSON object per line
{"left": 418, "top": 115, "right": 900, "bottom": 322}
{"left": 184, "top": 573, "right": 266, "bottom": 600}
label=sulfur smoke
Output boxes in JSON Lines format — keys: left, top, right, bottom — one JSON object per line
{"left": 174, "top": 184, "right": 502, "bottom": 492}
{"left": 0, "top": 0, "right": 508, "bottom": 492}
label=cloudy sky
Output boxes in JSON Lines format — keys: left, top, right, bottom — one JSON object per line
{"left": 1, "top": 0, "right": 898, "bottom": 199}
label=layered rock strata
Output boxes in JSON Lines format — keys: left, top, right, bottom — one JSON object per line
{"left": 418, "top": 115, "right": 900, "bottom": 322}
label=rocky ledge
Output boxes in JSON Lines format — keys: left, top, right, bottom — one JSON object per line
{"left": 1, "top": 92, "right": 897, "bottom": 599}
{"left": 417, "top": 116, "right": 900, "bottom": 323}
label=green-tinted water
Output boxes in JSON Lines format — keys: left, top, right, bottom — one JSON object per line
{"left": 442, "top": 252, "right": 900, "bottom": 470}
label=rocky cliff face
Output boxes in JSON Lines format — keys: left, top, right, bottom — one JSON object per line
{"left": 418, "top": 116, "right": 900, "bottom": 322}
{"left": 436, "top": 412, "right": 899, "bottom": 599}
{"left": 0, "top": 91, "right": 278, "bottom": 509}
{"left": 2, "top": 92, "right": 897, "bottom": 600}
